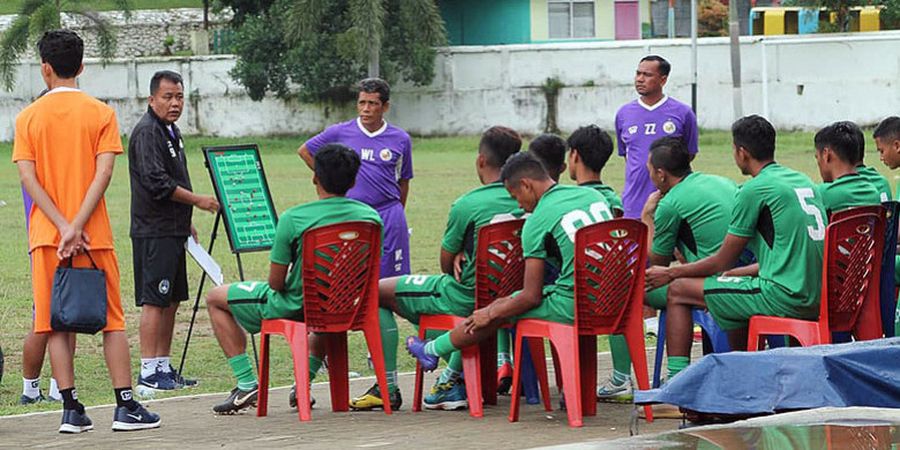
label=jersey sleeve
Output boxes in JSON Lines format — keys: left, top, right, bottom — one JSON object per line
{"left": 304, "top": 124, "right": 340, "bottom": 155}
{"left": 650, "top": 200, "right": 680, "bottom": 257}
{"left": 12, "top": 113, "right": 35, "bottom": 162}
{"left": 728, "top": 184, "right": 761, "bottom": 238}
{"left": 521, "top": 215, "right": 547, "bottom": 260}
{"left": 615, "top": 112, "right": 627, "bottom": 157}
{"left": 683, "top": 108, "right": 699, "bottom": 155}
{"left": 98, "top": 108, "right": 124, "bottom": 155}
{"left": 270, "top": 215, "right": 296, "bottom": 266}
{"left": 400, "top": 134, "right": 413, "bottom": 180}
{"left": 440, "top": 197, "right": 468, "bottom": 254}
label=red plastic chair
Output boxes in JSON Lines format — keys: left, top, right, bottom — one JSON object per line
{"left": 257, "top": 221, "right": 390, "bottom": 421}
{"left": 747, "top": 213, "right": 884, "bottom": 350}
{"left": 412, "top": 219, "right": 547, "bottom": 418}
{"left": 509, "top": 219, "right": 654, "bottom": 427}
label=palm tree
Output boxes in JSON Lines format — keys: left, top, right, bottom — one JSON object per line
{"left": 0, "top": 0, "right": 132, "bottom": 91}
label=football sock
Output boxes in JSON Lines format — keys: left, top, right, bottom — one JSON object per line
{"left": 140, "top": 358, "right": 156, "bottom": 378}
{"left": 49, "top": 378, "right": 61, "bottom": 400}
{"left": 59, "top": 388, "right": 84, "bottom": 413}
{"left": 437, "top": 352, "right": 463, "bottom": 384}
{"left": 666, "top": 356, "right": 690, "bottom": 380}
{"left": 424, "top": 333, "right": 457, "bottom": 357}
{"left": 423, "top": 328, "right": 451, "bottom": 364}
{"left": 114, "top": 387, "right": 140, "bottom": 410}
{"left": 22, "top": 377, "right": 40, "bottom": 398}
{"left": 379, "top": 308, "right": 399, "bottom": 393}
{"left": 497, "top": 330, "right": 511, "bottom": 368}
{"left": 157, "top": 356, "right": 172, "bottom": 373}
{"left": 227, "top": 353, "right": 258, "bottom": 391}
{"left": 609, "top": 334, "right": 633, "bottom": 383}
{"left": 308, "top": 355, "right": 324, "bottom": 381}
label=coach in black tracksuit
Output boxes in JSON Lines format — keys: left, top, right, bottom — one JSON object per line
{"left": 128, "top": 70, "right": 218, "bottom": 394}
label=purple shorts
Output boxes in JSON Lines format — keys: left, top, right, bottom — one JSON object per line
{"left": 377, "top": 202, "right": 411, "bottom": 278}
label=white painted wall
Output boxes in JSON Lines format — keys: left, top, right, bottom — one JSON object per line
{"left": 1, "top": 31, "right": 898, "bottom": 141}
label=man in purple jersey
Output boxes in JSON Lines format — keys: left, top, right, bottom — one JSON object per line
{"left": 298, "top": 78, "right": 413, "bottom": 278}
{"left": 616, "top": 55, "right": 699, "bottom": 219}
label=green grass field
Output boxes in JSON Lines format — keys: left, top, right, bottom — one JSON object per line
{"left": 0, "top": 130, "right": 895, "bottom": 416}
{"left": 0, "top": 1, "right": 203, "bottom": 15}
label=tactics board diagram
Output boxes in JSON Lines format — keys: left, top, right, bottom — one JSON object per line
{"left": 204, "top": 145, "right": 278, "bottom": 253}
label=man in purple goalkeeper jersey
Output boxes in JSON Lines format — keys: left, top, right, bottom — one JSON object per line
{"left": 616, "top": 55, "right": 699, "bottom": 219}
{"left": 298, "top": 78, "right": 413, "bottom": 278}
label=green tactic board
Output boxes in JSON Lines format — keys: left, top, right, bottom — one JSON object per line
{"left": 203, "top": 145, "right": 278, "bottom": 253}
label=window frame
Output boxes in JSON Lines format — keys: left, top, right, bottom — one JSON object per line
{"left": 548, "top": 0, "right": 597, "bottom": 40}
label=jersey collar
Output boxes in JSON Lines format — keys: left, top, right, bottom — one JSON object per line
{"left": 638, "top": 95, "right": 669, "bottom": 111}
{"left": 44, "top": 86, "right": 81, "bottom": 95}
{"left": 356, "top": 117, "right": 388, "bottom": 138}
{"left": 578, "top": 181, "right": 605, "bottom": 187}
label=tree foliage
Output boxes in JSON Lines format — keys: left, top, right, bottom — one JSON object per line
{"left": 220, "top": 0, "right": 447, "bottom": 102}
{"left": 0, "top": 0, "right": 131, "bottom": 91}
{"left": 698, "top": 0, "right": 728, "bottom": 37}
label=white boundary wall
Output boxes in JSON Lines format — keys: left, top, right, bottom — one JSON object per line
{"left": 1, "top": 31, "right": 898, "bottom": 141}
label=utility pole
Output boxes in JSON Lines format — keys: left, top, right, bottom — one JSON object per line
{"left": 690, "top": 0, "right": 698, "bottom": 113}
{"left": 728, "top": 0, "right": 743, "bottom": 119}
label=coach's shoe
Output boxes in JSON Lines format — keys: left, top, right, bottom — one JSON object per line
{"left": 349, "top": 384, "right": 402, "bottom": 411}
{"left": 496, "top": 362, "right": 513, "bottom": 395}
{"left": 112, "top": 403, "right": 161, "bottom": 431}
{"left": 212, "top": 386, "right": 258, "bottom": 414}
{"left": 405, "top": 336, "right": 439, "bottom": 372}
{"left": 168, "top": 366, "right": 198, "bottom": 389}
{"left": 596, "top": 377, "right": 633, "bottom": 403}
{"left": 137, "top": 370, "right": 176, "bottom": 397}
{"left": 59, "top": 408, "right": 94, "bottom": 434}
{"left": 423, "top": 380, "right": 468, "bottom": 410}
{"left": 288, "top": 384, "right": 315, "bottom": 409}
{"left": 19, "top": 392, "right": 46, "bottom": 405}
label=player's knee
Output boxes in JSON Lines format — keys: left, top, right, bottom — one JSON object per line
{"left": 206, "top": 285, "right": 229, "bottom": 310}
{"left": 377, "top": 277, "right": 400, "bottom": 309}
{"left": 666, "top": 279, "right": 690, "bottom": 306}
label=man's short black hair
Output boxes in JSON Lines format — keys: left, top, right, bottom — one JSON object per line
{"left": 874, "top": 116, "right": 900, "bottom": 142}
{"left": 314, "top": 144, "right": 361, "bottom": 195}
{"left": 815, "top": 122, "right": 861, "bottom": 164}
{"left": 832, "top": 121, "right": 865, "bottom": 164}
{"left": 358, "top": 77, "right": 390, "bottom": 103}
{"left": 640, "top": 55, "right": 671, "bottom": 77}
{"left": 567, "top": 125, "right": 613, "bottom": 173}
{"left": 150, "top": 70, "right": 184, "bottom": 96}
{"left": 649, "top": 137, "right": 692, "bottom": 178}
{"left": 479, "top": 126, "right": 522, "bottom": 168}
{"left": 528, "top": 134, "right": 567, "bottom": 177}
{"left": 732, "top": 115, "right": 776, "bottom": 161}
{"left": 37, "top": 30, "right": 84, "bottom": 79}
{"left": 500, "top": 152, "right": 550, "bottom": 186}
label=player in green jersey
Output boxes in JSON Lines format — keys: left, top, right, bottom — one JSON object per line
{"left": 405, "top": 153, "right": 615, "bottom": 376}
{"left": 599, "top": 136, "right": 738, "bottom": 401}
{"left": 646, "top": 115, "right": 826, "bottom": 380}
{"left": 874, "top": 116, "right": 900, "bottom": 336}
{"left": 567, "top": 125, "right": 624, "bottom": 217}
{"left": 814, "top": 122, "right": 882, "bottom": 217}
{"left": 844, "top": 121, "right": 893, "bottom": 202}
{"left": 348, "top": 126, "right": 523, "bottom": 411}
{"left": 204, "top": 144, "right": 383, "bottom": 415}
{"left": 529, "top": 133, "right": 568, "bottom": 181}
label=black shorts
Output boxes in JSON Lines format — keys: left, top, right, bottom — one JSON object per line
{"left": 132, "top": 237, "right": 189, "bottom": 307}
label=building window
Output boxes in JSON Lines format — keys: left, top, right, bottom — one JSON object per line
{"left": 549, "top": 0, "right": 596, "bottom": 39}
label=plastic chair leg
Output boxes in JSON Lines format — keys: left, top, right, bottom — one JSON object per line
{"left": 257, "top": 333, "right": 271, "bottom": 417}
{"left": 412, "top": 325, "right": 427, "bottom": 412}
{"left": 550, "top": 345, "right": 563, "bottom": 392}
{"left": 362, "top": 324, "right": 392, "bottom": 415}
{"left": 461, "top": 345, "right": 484, "bottom": 418}
{"left": 325, "top": 333, "right": 350, "bottom": 413}
{"left": 652, "top": 310, "right": 666, "bottom": 388}
{"left": 547, "top": 327, "right": 582, "bottom": 428}
{"left": 291, "top": 326, "right": 312, "bottom": 422}
{"left": 578, "top": 335, "right": 598, "bottom": 417}
{"left": 507, "top": 330, "right": 526, "bottom": 423}
{"left": 625, "top": 325, "right": 653, "bottom": 423}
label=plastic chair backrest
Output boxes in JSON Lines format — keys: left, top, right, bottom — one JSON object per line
{"left": 573, "top": 219, "right": 648, "bottom": 336}
{"left": 830, "top": 204, "right": 884, "bottom": 223}
{"left": 474, "top": 219, "right": 526, "bottom": 310}
{"left": 821, "top": 213, "right": 883, "bottom": 333}
{"left": 300, "top": 221, "right": 382, "bottom": 333}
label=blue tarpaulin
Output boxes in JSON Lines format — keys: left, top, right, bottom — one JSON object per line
{"left": 634, "top": 337, "right": 900, "bottom": 414}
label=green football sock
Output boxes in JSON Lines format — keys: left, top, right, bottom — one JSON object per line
{"left": 308, "top": 355, "right": 324, "bottom": 381}
{"left": 424, "top": 332, "right": 457, "bottom": 357}
{"left": 423, "top": 328, "right": 452, "bottom": 364}
{"left": 497, "top": 330, "right": 511, "bottom": 368}
{"left": 609, "top": 334, "right": 632, "bottom": 382}
{"left": 438, "top": 351, "right": 464, "bottom": 384}
{"left": 379, "top": 308, "right": 399, "bottom": 393}
{"left": 227, "top": 353, "right": 258, "bottom": 391}
{"left": 666, "top": 356, "right": 690, "bottom": 380}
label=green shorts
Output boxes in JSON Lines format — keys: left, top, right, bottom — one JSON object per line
{"left": 514, "top": 285, "right": 574, "bottom": 325}
{"left": 226, "top": 281, "right": 304, "bottom": 334}
{"left": 393, "top": 274, "right": 475, "bottom": 324}
{"left": 703, "top": 275, "right": 790, "bottom": 331}
{"left": 645, "top": 285, "right": 668, "bottom": 310}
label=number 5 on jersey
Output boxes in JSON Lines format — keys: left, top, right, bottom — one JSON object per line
{"left": 794, "top": 188, "right": 825, "bottom": 241}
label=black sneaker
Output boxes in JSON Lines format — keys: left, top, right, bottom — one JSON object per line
{"left": 112, "top": 403, "right": 161, "bottom": 431}
{"left": 168, "top": 367, "right": 198, "bottom": 389}
{"left": 19, "top": 392, "right": 45, "bottom": 405}
{"left": 349, "top": 384, "right": 402, "bottom": 411}
{"left": 59, "top": 408, "right": 93, "bottom": 434}
{"left": 288, "top": 384, "right": 315, "bottom": 409}
{"left": 212, "top": 386, "right": 258, "bottom": 414}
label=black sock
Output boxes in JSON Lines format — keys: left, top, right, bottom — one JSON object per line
{"left": 114, "top": 387, "right": 139, "bottom": 410}
{"left": 59, "top": 388, "right": 84, "bottom": 413}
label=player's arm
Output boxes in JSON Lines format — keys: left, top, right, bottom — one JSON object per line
{"left": 17, "top": 161, "right": 68, "bottom": 232}
{"left": 170, "top": 187, "right": 219, "bottom": 213}
{"left": 268, "top": 262, "right": 289, "bottom": 292}
{"left": 640, "top": 191, "right": 661, "bottom": 255}
{"left": 723, "top": 263, "right": 759, "bottom": 277}
{"left": 399, "top": 179, "right": 410, "bottom": 208}
{"left": 297, "top": 143, "right": 315, "bottom": 171}
{"left": 646, "top": 234, "right": 749, "bottom": 289}
{"left": 439, "top": 249, "right": 456, "bottom": 276}
{"left": 464, "top": 258, "right": 545, "bottom": 333}
{"left": 56, "top": 153, "right": 117, "bottom": 257}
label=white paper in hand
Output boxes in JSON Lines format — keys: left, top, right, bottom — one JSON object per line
{"left": 185, "top": 236, "right": 224, "bottom": 286}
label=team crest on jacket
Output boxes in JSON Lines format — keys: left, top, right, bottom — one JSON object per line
{"left": 663, "top": 120, "right": 677, "bottom": 134}
{"left": 380, "top": 148, "right": 392, "bottom": 162}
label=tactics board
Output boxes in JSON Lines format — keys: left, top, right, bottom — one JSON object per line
{"left": 203, "top": 145, "right": 278, "bottom": 253}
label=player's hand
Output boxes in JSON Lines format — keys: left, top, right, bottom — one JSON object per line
{"left": 194, "top": 195, "right": 219, "bottom": 213}
{"left": 641, "top": 191, "right": 662, "bottom": 222}
{"left": 463, "top": 307, "right": 493, "bottom": 334}
{"left": 453, "top": 253, "right": 466, "bottom": 282}
{"left": 57, "top": 224, "right": 86, "bottom": 260}
{"left": 645, "top": 266, "right": 673, "bottom": 291}
{"left": 191, "top": 224, "right": 199, "bottom": 243}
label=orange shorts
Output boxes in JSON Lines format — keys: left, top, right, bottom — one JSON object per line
{"left": 31, "top": 247, "right": 125, "bottom": 333}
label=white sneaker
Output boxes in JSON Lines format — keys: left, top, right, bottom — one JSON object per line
{"left": 596, "top": 377, "right": 633, "bottom": 403}
{"left": 644, "top": 317, "right": 659, "bottom": 336}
